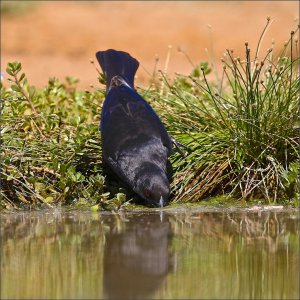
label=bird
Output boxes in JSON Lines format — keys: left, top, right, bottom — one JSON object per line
{"left": 96, "top": 49, "right": 173, "bottom": 207}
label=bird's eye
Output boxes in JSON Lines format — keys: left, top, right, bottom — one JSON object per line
{"left": 143, "top": 189, "right": 151, "bottom": 198}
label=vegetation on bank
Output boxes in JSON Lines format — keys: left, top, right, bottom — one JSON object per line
{"left": 1, "top": 21, "right": 299, "bottom": 210}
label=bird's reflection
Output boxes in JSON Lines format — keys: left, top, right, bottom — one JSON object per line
{"left": 103, "top": 213, "right": 173, "bottom": 300}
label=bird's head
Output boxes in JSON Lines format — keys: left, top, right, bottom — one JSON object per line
{"left": 134, "top": 164, "right": 170, "bottom": 208}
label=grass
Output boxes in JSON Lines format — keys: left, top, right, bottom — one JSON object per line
{"left": 155, "top": 20, "right": 299, "bottom": 204}
{"left": 1, "top": 20, "right": 299, "bottom": 210}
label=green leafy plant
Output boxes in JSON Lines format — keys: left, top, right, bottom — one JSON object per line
{"left": 1, "top": 66, "right": 110, "bottom": 209}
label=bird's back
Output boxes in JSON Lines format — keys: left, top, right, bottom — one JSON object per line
{"left": 101, "top": 85, "right": 171, "bottom": 185}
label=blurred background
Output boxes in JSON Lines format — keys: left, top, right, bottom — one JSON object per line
{"left": 1, "top": 1, "right": 298, "bottom": 88}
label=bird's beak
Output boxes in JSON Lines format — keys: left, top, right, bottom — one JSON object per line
{"left": 159, "top": 196, "right": 164, "bottom": 208}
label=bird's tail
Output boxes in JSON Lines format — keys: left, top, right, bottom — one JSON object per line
{"left": 96, "top": 49, "right": 139, "bottom": 89}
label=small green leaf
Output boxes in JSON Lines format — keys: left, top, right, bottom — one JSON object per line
{"left": 45, "top": 196, "right": 54, "bottom": 203}
{"left": 6, "top": 67, "right": 13, "bottom": 76}
{"left": 19, "top": 73, "right": 26, "bottom": 82}
{"left": 90, "top": 204, "right": 99, "bottom": 212}
{"left": 117, "top": 193, "right": 126, "bottom": 202}
{"left": 11, "top": 85, "right": 20, "bottom": 92}
{"left": 191, "top": 65, "right": 200, "bottom": 78}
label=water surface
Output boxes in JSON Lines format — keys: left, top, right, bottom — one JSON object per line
{"left": 1, "top": 208, "right": 299, "bottom": 299}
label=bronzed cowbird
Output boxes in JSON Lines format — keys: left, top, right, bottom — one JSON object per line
{"left": 96, "top": 49, "right": 173, "bottom": 207}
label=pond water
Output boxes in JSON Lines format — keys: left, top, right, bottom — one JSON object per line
{"left": 1, "top": 208, "right": 299, "bottom": 299}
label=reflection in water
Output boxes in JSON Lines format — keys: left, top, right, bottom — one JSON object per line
{"left": 103, "top": 214, "right": 172, "bottom": 299}
{"left": 0, "top": 209, "right": 299, "bottom": 299}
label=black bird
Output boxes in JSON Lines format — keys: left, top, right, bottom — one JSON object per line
{"left": 96, "top": 49, "right": 173, "bottom": 207}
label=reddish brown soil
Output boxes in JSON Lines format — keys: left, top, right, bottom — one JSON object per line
{"left": 1, "top": 1, "right": 298, "bottom": 88}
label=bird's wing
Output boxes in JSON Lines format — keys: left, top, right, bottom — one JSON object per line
{"left": 105, "top": 156, "right": 132, "bottom": 186}
{"left": 105, "top": 137, "right": 169, "bottom": 187}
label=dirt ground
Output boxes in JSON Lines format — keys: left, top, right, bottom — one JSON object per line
{"left": 1, "top": 1, "right": 298, "bottom": 89}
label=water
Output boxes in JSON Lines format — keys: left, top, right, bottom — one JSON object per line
{"left": 1, "top": 208, "right": 299, "bottom": 299}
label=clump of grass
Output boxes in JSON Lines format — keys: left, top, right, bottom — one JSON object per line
{"left": 154, "top": 20, "right": 299, "bottom": 203}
